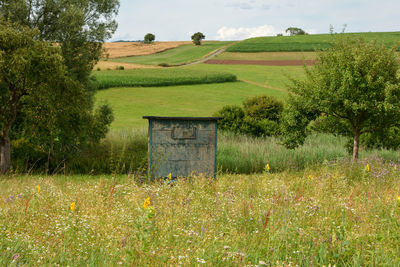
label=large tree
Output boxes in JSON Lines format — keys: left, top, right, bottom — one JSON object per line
{"left": 0, "top": 0, "right": 119, "bottom": 174}
{"left": 281, "top": 37, "right": 400, "bottom": 161}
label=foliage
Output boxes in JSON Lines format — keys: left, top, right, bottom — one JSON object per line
{"left": 144, "top": 33, "right": 155, "bottom": 44}
{"left": 0, "top": 0, "right": 120, "bottom": 173}
{"left": 213, "top": 105, "right": 244, "bottom": 134}
{"left": 281, "top": 37, "right": 400, "bottom": 161}
{"left": 1, "top": 160, "right": 400, "bottom": 265}
{"left": 191, "top": 32, "right": 205, "bottom": 45}
{"left": 111, "top": 41, "right": 233, "bottom": 66}
{"left": 285, "top": 27, "right": 307, "bottom": 36}
{"left": 94, "top": 68, "right": 237, "bottom": 89}
{"left": 242, "top": 95, "right": 283, "bottom": 122}
{"left": 226, "top": 31, "right": 400, "bottom": 52}
{"left": 215, "top": 95, "right": 284, "bottom": 137}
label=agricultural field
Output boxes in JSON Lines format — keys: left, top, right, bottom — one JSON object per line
{"left": 2, "top": 160, "right": 400, "bottom": 265}
{"left": 94, "top": 64, "right": 302, "bottom": 128}
{"left": 110, "top": 41, "right": 233, "bottom": 66}
{"left": 227, "top": 32, "right": 400, "bottom": 52}
{"left": 215, "top": 51, "right": 318, "bottom": 61}
{"left": 103, "top": 41, "right": 191, "bottom": 58}
{"left": 93, "top": 68, "right": 236, "bottom": 90}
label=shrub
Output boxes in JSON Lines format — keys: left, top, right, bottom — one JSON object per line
{"left": 214, "top": 105, "right": 244, "bottom": 134}
{"left": 243, "top": 95, "right": 284, "bottom": 122}
{"left": 215, "top": 95, "right": 284, "bottom": 137}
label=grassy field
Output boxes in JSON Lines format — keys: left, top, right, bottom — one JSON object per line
{"left": 110, "top": 41, "right": 233, "bottom": 66}
{"left": 93, "top": 64, "right": 304, "bottom": 129}
{"left": 93, "top": 68, "right": 237, "bottom": 89}
{"left": 2, "top": 159, "right": 400, "bottom": 265}
{"left": 95, "top": 81, "right": 287, "bottom": 129}
{"left": 227, "top": 32, "right": 400, "bottom": 52}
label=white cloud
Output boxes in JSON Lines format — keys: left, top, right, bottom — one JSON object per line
{"left": 216, "top": 25, "right": 282, "bottom": 40}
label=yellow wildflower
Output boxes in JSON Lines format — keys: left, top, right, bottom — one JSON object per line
{"left": 397, "top": 196, "right": 400, "bottom": 206}
{"left": 168, "top": 173, "right": 172, "bottom": 180}
{"left": 36, "top": 185, "right": 40, "bottom": 194}
{"left": 70, "top": 202, "right": 75, "bottom": 212}
{"left": 366, "top": 164, "right": 370, "bottom": 172}
{"left": 143, "top": 197, "right": 151, "bottom": 209}
{"left": 308, "top": 175, "right": 312, "bottom": 180}
{"left": 265, "top": 164, "right": 270, "bottom": 172}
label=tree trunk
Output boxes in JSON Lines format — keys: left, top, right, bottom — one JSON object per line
{"left": 0, "top": 132, "right": 11, "bottom": 174}
{"left": 352, "top": 132, "right": 360, "bottom": 162}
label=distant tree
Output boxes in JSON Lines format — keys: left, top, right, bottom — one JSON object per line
{"left": 285, "top": 27, "right": 307, "bottom": 36}
{"left": 281, "top": 37, "right": 400, "bottom": 161}
{"left": 144, "top": 33, "right": 155, "bottom": 44}
{"left": 191, "top": 32, "right": 205, "bottom": 45}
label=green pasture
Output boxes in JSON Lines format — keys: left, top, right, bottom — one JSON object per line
{"left": 110, "top": 41, "right": 232, "bottom": 66}
{"left": 186, "top": 64, "right": 305, "bottom": 91}
{"left": 227, "top": 32, "right": 400, "bottom": 52}
{"left": 93, "top": 68, "right": 236, "bottom": 89}
{"left": 94, "top": 63, "right": 306, "bottom": 129}
{"left": 95, "top": 81, "right": 287, "bottom": 129}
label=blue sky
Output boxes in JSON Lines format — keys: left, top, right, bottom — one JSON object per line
{"left": 111, "top": 0, "right": 400, "bottom": 41}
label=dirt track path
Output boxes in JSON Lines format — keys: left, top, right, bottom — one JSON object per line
{"left": 181, "top": 47, "right": 229, "bottom": 66}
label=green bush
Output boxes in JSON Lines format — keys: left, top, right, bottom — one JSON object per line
{"left": 243, "top": 95, "right": 284, "bottom": 122}
{"left": 215, "top": 95, "right": 283, "bottom": 137}
{"left": 214, "top": 105, "right": 244, "bottom": 134}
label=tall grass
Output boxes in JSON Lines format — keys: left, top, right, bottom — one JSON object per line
{"left": 59, "top": 130, "right": 400, "bottom": 175}
{"left": 1, "top": 160, "right": 400, "bottom": 265}
{"left": 93, "top": 68, "right": 237, "bottom": 90}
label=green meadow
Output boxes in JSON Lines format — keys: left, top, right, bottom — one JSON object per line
{"left": 94, "top": 64, "right": 303, "bottom": 129}
{"left": 110, "top": 41, "right": 233, "bottom": 66}
{"left": 227, "top": 32, "right": 400, "bottom": 52}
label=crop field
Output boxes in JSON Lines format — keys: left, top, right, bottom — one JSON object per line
{"left": 93, "top": 68, "right": 237, "bottom": 90}
{"left": 2, "top": 159, "right": 400, "bottom": 265}
{"left": 110, "top": 41, "right": 233, "bottom": 66}
{"left": 227, "top": 32, "right": 400, "bottom": 52}
{"left": 103, "top": 41, "right": 191, "bottom": 58}
{"left": 215, "top": 51, "right": 318, "bottom": 61}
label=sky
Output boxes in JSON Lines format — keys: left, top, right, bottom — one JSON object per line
{"left": 111, "top": 0, "right": 400, "bottom": 41}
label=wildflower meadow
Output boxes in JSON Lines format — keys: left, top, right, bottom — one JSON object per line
{"left": 1, "top": 158, "right": 400, "bottom": 265}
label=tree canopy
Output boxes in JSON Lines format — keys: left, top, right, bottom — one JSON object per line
{"left": 285, "top": 27, "right": 307, "bottom": 36}
{"left": 281, "top": 37, "right": 400, "bottom": 161}
{"left": 0, "top": 0, "right": 119, "bottom": 174}
{"left": 144, "top": 33, "right": 155, "bottom": 44}
{"left": 191, "top": 32, "right": 205, "bottom": 45}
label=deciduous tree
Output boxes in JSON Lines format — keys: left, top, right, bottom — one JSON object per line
{"left": 285, "top": 27, "right": 307, "bottom": 36}
{"left": 191, "top": 32, "right": 205, "bottom": 45}
{"left": 0, "top": 0, "right": 119, "bottom": 173}
{"left": 281, "top": 37, "right": 400, "bottom": 161}
{"left": 144, "top": 33, "right": 155, "bottom": 44}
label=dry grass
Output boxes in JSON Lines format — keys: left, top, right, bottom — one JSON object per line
{"left": 103, "top": 41, "right": 191, "bottom": 59}
{"left": 94, "top": 60, "right": 158, "bottom": 70}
